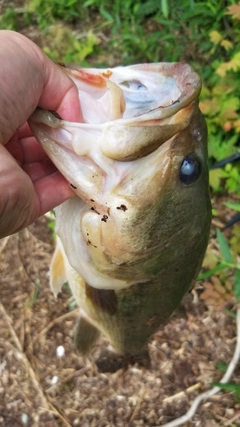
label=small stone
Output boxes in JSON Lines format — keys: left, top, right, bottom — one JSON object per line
{"left": 21, "top": 413, "right": 29, "bottom": 425}
{"left": 51, "top": 375, "right": 59, "bottom": 385}
{"left": 56, "top": 345, "right": 65, "bottom": 358}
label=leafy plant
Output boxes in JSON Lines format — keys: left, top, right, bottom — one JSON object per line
{"left": 26, "top": 0, "right": 87, "bottom": 27}
{"left": 0, "top": 8, "right": 19, "bottom": 30}
{"left": 211, "top": 382, "right": 240, "bottom": 403}
{"left": 42, "top": 24, "right": 100, "bottom": 64}
{"left": 199, "top": 3, "right": 240, "bottom": 195}
{"left": 199, "top": 222, "right": 240, "bottom": 305}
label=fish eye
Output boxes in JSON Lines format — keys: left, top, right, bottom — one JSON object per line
{"left": 180, "top": 155, "right": 200, "bottom": 184}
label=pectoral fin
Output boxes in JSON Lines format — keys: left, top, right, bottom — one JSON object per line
{"left": 50, "top": 238, "right": 68, "bottom": 296}
{"left": 74, "top": 310, "right": 100, "bottom": 356}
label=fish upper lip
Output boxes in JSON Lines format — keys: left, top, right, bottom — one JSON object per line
{"left": 28, "top": 62, "right": 201, "bottom": 161}
{"left": 30, "top": 62, "right": 201, "bottom": 129}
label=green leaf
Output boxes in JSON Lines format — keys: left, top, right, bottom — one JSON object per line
{"left": 209, "top": 169, "right": 228, "bottom": 192}
{"left": 216, "top": 229, "right": 233, "bottom": 264}
{"left": 197, "top": 262, "right": 229, "bottom": 280}
{"left": 224, "top": 201, "right": 240, "bottom": 212}
{"left": 211, "top": 382, "right": 240, "bottom": 395}
{"left": 99, "top": 7, "right": 113, "bottom": 22}
{"left": 31, "top": 279, "right": 41, "bottom": 306}
{"left": 234, "top": 268, "right": 240, "bottom": 301}
{"left": 161, "top": 0, "right": 169, "bottom": 18}
{"left": 225, "top": 308, "right": 237, "bottom": 319}
{"left": 215, "top": 362, "right": 228, "bottom": 373}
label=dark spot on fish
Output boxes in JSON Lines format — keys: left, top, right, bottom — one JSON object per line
{"left": 91, "top": 207, "right": 100, "bottom": 214}
{"left": 90, "top": 199, "right": 95, "bottom": 202}
{"left": 49, "top": 110, "right": 62, "bottom": 120}
{"left": 87, "top": 233, "right": 89, "bottom": 236}
{"left": 116, "top": 204, "right": 128, "bottom": 211}
{"left": 87, "top": 239, "right": 97, "bottom": 248}
{"left": 70, "top": 183, "right": 77, "bottom": 189}
{"left": 85, "top": 283, "right": 117, "bottom": 315}
{"left": 180, "top": 155, "right": 200, "bottom": 184}
{"left": 101, "top": 215, "right": 108, "bottom": 222}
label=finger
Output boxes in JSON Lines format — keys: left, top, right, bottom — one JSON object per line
{"left": 18, "top": 123, "right": 32, "bottom": 139}
{"left": 39, "top": 60, "right": 82, "bottom": 122}
{"left": 6, "top": 135, "right": 47, "bottom": 164}
{"left": 0, "top": 31, "right": 82, "bottom": 146}
{"left": 33, "top": 172, "right": 75, "bottom": 217}
{"left": 23, "top": 158, "right": 57, "bottom": 182}
{"left": 19, "top": 136, "right": 47, "bottom": 162}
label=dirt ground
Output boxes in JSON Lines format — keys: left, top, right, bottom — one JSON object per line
{"left": 0, "top": 206, "right": 240, "bottom": 427}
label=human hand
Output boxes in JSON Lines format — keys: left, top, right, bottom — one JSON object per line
{"left": 0, "top": 30, "right": 82, "bottom": 238}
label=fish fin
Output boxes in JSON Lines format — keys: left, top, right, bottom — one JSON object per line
{"left": 85, "top": 283, "right": 117, "bottom": 315}
{"left": 74, "top": 310, "right": 100, "bottom": 356}
{"left": 50, "top": 239, "right": 67, "bottom": 296}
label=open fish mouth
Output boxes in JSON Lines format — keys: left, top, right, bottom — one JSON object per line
{"left": 30, "top": 62, "right": 201, "bottom": 162}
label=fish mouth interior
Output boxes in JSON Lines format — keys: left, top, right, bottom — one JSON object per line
{"left": 118, "top": 76, "right": 180, "bottom": 119}
{"left": 29, "top": 63, "right": 200, "bottom": 162}
{"left": 70, "top": 68, "right": 182, "bottom": 124}
{"left": 30, "top": 63, "right": 200, "bottom": 130}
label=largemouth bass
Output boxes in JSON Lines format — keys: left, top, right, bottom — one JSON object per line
{"left": 29, "top": 63, "right": 211, "bottom": 360}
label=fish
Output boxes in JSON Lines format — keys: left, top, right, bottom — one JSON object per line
{"left": 29, "top": 62, "right": 211, "bottom": 361}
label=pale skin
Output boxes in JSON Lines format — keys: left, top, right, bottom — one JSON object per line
{"left": 0, "top": 30, "right": 83, "bottom": 238}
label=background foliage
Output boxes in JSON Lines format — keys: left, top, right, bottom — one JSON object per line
{"left": 1, "top": 0, "right": 239, "bottom": 195}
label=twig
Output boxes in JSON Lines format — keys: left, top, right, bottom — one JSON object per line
{"left": 162, "top": 382, "right": 202, "bottom": 404}
{"left": 0, "top": 302, "right": 71, "bottom": 427}
{"left": 0, "top": 302, "right": 22, "bottom": 352}
{"left": 41, "top": 401, "right": 73, "bottom": 427}
{"left": 129, "top": 387, "right": 146, "bottom": 421}
{"left": 30, "top": 308, "right": 78, "bottom": 347}
{"left": 224, "top": 409, "right": 240, "bottom": 426}
{"left": 46, "top": 364, "right": 91, "bottom": 393}
{"left": 0, "top": 236, "right": 10, "bottom": 252}
{"left": 154, "top": 306, "right": 240, "bottom": 427}
{"left": 0, "top": 338, "right": 50, "bottom": 411}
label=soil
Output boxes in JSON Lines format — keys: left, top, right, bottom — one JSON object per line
{"left": 0, "top": 205, "right": 240, "bottom": 427}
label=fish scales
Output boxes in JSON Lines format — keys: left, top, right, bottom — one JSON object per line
{"left": 29, "top": 62, "right": 211, "bottom": 359}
